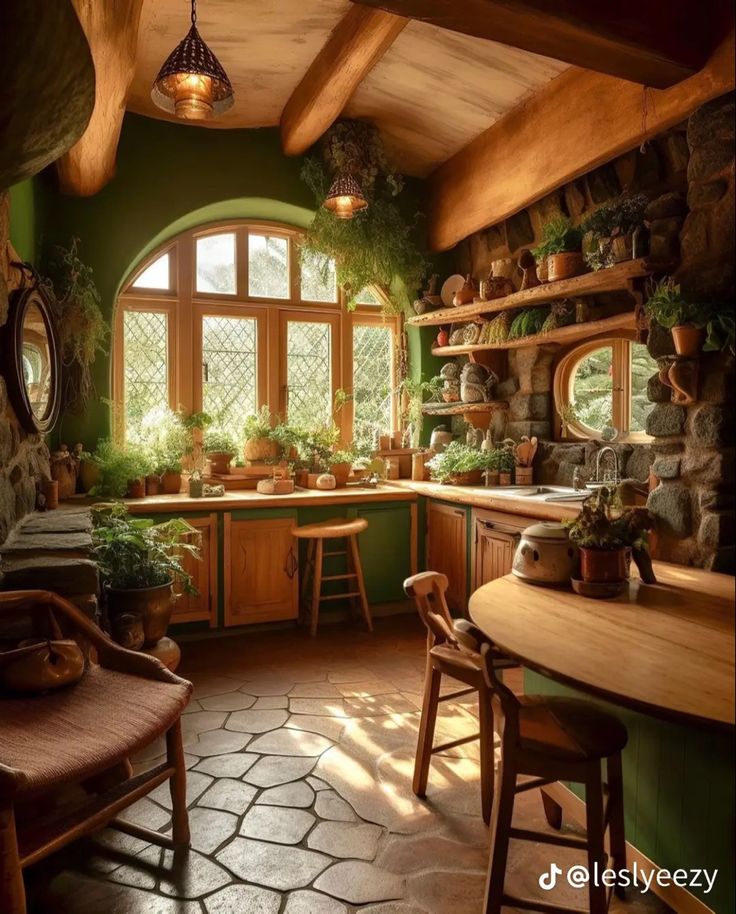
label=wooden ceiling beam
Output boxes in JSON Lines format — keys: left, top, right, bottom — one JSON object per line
{"left": 350, "top": 0, "right": 726, "bottom": 89}
{"left": 427, "top": 28, "right": 735, "bottom": 252}
{"left": 281, "top": 5, "right": 407, "bottom": 156}
{"left": 56, "top": 0, "right": 144, "bottom": 196}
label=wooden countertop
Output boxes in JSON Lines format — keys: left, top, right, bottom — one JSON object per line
{"left": 469, "top": 562, "right": 735, "bottom": 730}
{"left": 390, "top": 480, "right": 581, "bottom": 521}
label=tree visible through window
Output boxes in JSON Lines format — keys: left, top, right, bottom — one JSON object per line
{"left": 286, "top": 321, "right": 332, "bottom": 429}
{"left": 353, "top": 324, "right": 392, "bottom": 450}
{"left": 123, "top": 311, "right": 168, "bottom": 430}
{"left": 202, "top": 316, "right": 258, "bottom": 446}
{"left": 571, "top": 346, "right": 614, "bottom": 431}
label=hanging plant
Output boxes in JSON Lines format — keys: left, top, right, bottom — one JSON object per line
{"left": 44, "top": 239, "right": 108, "bottom": 414}
{"left": 300, "top": 119, "right": 428, "bottom": 313}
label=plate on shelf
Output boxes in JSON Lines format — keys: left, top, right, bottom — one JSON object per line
{"left": 440, "top": 274, "right": 465, "bottom": 308}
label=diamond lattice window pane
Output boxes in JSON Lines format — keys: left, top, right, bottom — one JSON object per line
{"left": 202, "top": 316, "right": 258, "bottom": 446}
{"left": 123, "top": 311, "right": 168, "bottom": 436}
{"left": 286, "top": 321, "right": 332, "bottom": 428}
{"left": 353, "top": 324, "right": 392, "bottom": 451}
{"left": 196, "top": 233, "right": 236, "bottom": 294}
{"left": 354, "top": 287, "right": 379, "bottom": 306}
{"left": 300, "top": 249, "right": 337, "bottom": 303}
{"left": 249, "top": 234, "right": 289, "bottom": 299}
{"left": 132, "top": 252, "right": 170, "bottom": 290}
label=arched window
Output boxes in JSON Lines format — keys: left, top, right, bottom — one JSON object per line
{"left": 114, "top": 222, "right": 399, "bottom": 449}
{"left": 554, "top": 336, "right": 657, "bottom": 441}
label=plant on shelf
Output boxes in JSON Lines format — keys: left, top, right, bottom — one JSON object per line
{"left": 565, "top": 486, "right": 654, "bottom": 584}
{"left": 92, "top": 502, "right": 200, "bottom": 650}
{"left": 426, "top": 441, "right": 490, "bottom": 485}
{"left": 44, "top": 238, "right": 109, "bottom": 413}
{"left": 508, "top": 307, "right": 548, "bottom": 340}
{"left": 88, "top": 439, "right": 152, "bottom": 499}
{"left": 704, "top": 311, "right": 736, "bottom": 356}
{"left": 243, "top": 405, "right": 283, "bottom": 463}
{"left": 132, "top": 406, "right": 190, "bottom": 494}
{"left": 400, "top": 376, "right": 442, "bottom": 447}
{"left": 533, "top": 216, "right": 585, "bottom": 282}
{"left": 328, "top": 448, "right": 357, "bottom": 487}
{"left": 645, "top": 277, "right": 708, "bottom": 356}
{"left": 203, "top": 428, "right": 238, "bottom": 475}
{"left": 582, "top": 194, "right": 648, "bottom": 270}
{"left": 300, "top": 119, "right": 428, "bottom": 312}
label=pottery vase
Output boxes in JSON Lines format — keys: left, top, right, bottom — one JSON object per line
{"left": 671, "top": 324, "right": 704, "bottom": 357}
{"left": 547, "top": 252, "right": 584, "bottom": 282}
{"left": 579, "top": 547, "right": 628, "bottom": 584}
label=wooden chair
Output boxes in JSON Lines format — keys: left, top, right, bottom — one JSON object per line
{"left": 403, "top": 571, "right": 517, "bottom": 825}
{"left": 477, "top": 636, "right": 628, "bottom": 914}
{"left": 292, "top": 517, "right": 372, "bottom": 637}
{"left": 0, "top": 590, "right": 193, "bottom": 914}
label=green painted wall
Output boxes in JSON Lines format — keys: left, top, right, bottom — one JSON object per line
{"left": 8, "top": 179, "right": 37, "bottom": 262}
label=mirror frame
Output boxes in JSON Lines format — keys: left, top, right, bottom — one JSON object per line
{"left": 0, "top": 286, "right": 62, "bottom": 434}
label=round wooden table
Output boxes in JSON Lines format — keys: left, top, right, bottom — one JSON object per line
{"left": 469, "top": 561, "right": 735, "bottom": 730}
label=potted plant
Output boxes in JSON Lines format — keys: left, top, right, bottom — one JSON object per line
{"left": 243, "top": 406, "right": 282, "bottom": 463}
{"left": 426, "top": 442, "right": 486, "bottom": 486}
{"left": 645, "top": 277, "right": 708, "bottom": 356}
{"left": 565, "top": 486, "right": 653, "bottom": 584}
{"left": 204, "top": 428, "right": 238, "bottom": 475}
{"left": 482, "top": 448, "right": 501, "bottom": 487}
{"left": 533, "top": 216, "right": 585, "bottom": 283}
{"left": 704, "top": 309, "right": 735, "bottom": 356}
{"left": 496, "top": 447, "right": 516, "bottom": 486}
{"left": 328, "top": 449, "right": 356, "bottom": 488}
{"left": 92, "top": 503, "right": 200, "bottom": 648}
{"left": 88, "top": 439, "right": 151, "bottom": 499}
{"left": 582, "top": 194, "right": 648, "bottom": 269}
{"left": 400, "top": 376, "right": 443, "bottom": 448}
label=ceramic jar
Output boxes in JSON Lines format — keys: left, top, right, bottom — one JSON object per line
{"left": 512, "top": 522, "right": 578, "bottom": 586}
{"left": 429, "top": 425, "right": 453, "bottom": 453}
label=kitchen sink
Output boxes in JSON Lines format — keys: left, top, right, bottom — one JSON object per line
{"left": 487, "top": 485, "right": 587, "bottom": 502}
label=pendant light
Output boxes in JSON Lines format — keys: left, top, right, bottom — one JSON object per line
{"left": 323, "top": 173, "right": 369, "bottom": 220}
{"left": 151, "top": 0, "right": 234, "bottom": 121}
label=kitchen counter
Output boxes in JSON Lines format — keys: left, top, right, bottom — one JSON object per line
{"left": 390, "top": 480, "right": 583, "bottom": 521}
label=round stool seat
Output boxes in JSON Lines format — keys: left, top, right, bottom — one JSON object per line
{"left": 292, "top": 517, "right": 368, "bottom": 539}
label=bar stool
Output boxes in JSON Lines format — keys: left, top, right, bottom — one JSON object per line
{"left": 292, "top": 517, "right": 372, "bottom": 637}
{"left": 477, "top": 636, "right": 628, "bottom": 914}
{"left": 404, "top": 571, "right": 518, "bottom": 825}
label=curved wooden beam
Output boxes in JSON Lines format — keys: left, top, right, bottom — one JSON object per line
{"left": 281, "top": 5, "right": 407, "bottom": 156}
{"left": 427, "top": 28, "right": 735, "bottom": 252}
{"left": 0, "top": 1, "right": 94, "bottom": 191}
{"left": 56, "top": 0, "right": 145, "bottom": 196}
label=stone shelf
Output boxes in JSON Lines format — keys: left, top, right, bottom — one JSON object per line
{"left": 430, "top": 311, "right": 636, "bottom": 356}
{"left": 408, "top": 258, "right": 659, "bottom": 328}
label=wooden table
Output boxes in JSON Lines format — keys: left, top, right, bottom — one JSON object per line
{"left": 469, "top": 562, "right": 735, "bottom": 730}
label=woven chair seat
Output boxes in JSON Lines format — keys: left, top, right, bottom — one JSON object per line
{"left": 0, "top": 664, "right": 191, "bottom": 795}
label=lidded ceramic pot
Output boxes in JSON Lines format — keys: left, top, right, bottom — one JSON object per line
{"left": 512, "top": 522, "right": 578, "bottom": 586}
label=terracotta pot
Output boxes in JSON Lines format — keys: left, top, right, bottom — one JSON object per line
{"left": 547, "top": 252, "right": 584, "bottom": 282}
{"left": 485, "top": 470, "right": 499, "bottom": 487}
{"left": 41, "top": 479, "right": 59, "bottom": 509}
{"left": 161, "top": 470, "right": 182, "bottom": 494}
{"left": 207, "top": 451, "right": 234, "bottom": 475}
{"left": 244, "top": 437, "right": 281, "bottom": 463}
{"left": 499, "top": 472, "right": 513, "bottom": 486}
{"left": 107, "top": 582, "right": 175, "bottom": 648}
{"left": 126, "top": 478, "right": 146, "bottom": 498}
{"left": 579, "top": 547, "right": 628, "bottom": 584}
{"left": 294, "top": 469, "right": 309, "bottom": 488}
{"left": 514, "top": 467, "right": 534, "bottom": 485}
{"left": 536, "top": 257, "right": 549, "bottom": 283}
{"left": 79, "top": 459, "right": 101, "bottom": 493}
{"left": 145, "top": 474, "right": 161, "bottom": 496}
{"left": 671, "top": 324, "right": 704, "bottom": 357}
{"left": 329, "top": 461, "right": 352, "bottom": 488}
{"left": 448, "top": 470, "right": 483, "bottom": 486}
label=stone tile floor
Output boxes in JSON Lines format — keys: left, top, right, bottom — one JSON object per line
{"left": 29, "top": 616, "right": 670, "bottom": 914}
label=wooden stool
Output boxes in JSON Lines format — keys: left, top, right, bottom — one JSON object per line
{"left": 292, "top": 517, "right": 372, "bottom": 637}
{"left": 404, "top": 571, "right": 517, "bottom": 825}
{"left": 477, "top": 637, "right": 628, "bottom": 914}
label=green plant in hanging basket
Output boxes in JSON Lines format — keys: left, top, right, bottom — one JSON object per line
{"left": 300, "top": 119, "right": 428, "bottom": 313}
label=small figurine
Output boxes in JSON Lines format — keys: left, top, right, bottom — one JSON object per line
{"left": 460, "top": 363, "right": 498, "bottom": 403}
{"left": 453, "top": 274, "right": 476, "bottom": 306}
{"left": 518, "top": 249, "right": 541, "bottom": 290}
{"left": 440, "top": 362, "right": 461, "bottom": 403}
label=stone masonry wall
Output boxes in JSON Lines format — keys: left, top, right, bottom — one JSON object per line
{"left": 0, "top": 192, "right": 51, "bottom": 544}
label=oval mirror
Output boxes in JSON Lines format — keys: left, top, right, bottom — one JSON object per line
{"left": 1, "top": 286, "right": 61, "bottom": 433}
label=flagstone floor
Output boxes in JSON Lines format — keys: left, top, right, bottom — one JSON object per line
{"left": 29, "top": 616, "right": 670, "bottom": 914}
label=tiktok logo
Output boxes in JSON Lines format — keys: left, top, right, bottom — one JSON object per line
{"left": 539, "top": 863, "right": 563, "bottom": 890}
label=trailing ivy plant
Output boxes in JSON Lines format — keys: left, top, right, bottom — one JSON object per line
{"left": 300, "top": 119, "right": 428, "bottom": 313}
{"left": 44, "top": 239, "right": 109, "bottom": 414}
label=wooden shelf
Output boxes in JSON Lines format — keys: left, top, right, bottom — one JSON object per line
{"left": 430, "top": 311, "right": 636, "bottom": 356}
{"left": 422, "top": 401, "right": 508, "bottom": 416}
{"left": 408, "top": 258, "right": 657, "bottom": 328}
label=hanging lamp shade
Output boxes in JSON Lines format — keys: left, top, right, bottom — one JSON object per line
{"left": 151, "top": 0, "right": 234, "bottom": 121}
{"left": 323, "top": 173, "right": 369, "bottom": 220}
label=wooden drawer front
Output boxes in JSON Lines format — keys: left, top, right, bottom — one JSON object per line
{"left": 172, "top": 513, "right": 217, "bottom": 626}
{"left": 225, "top": 516, "right": 298, "bottom": 626}
{"left": 426, "top": 500, "right": 467, "bottom": 612}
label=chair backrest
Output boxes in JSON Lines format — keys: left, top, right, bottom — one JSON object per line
{"left": 478, "top": 637, "right": 522, "bottom": 747}
{"left": 403, "top": 571, "right": 457, "bottom": 648}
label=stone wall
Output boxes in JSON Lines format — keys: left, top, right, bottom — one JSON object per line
{"left": 0, "top": 192, "right": 51, "bottom": 545}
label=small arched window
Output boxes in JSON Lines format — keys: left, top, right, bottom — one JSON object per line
{"left": 114, "top": 221, "right": 399, "bottom": 449}
{"left": 554, "top": 336, "right": 657, "bottom": 441}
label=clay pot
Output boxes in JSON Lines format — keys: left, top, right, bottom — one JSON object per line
{"left": 448, "top": 470, "right": 483, "bottom": 486}
{"left": 579, "top": 547, "right": 628, "bottom": 584}
{"left": 207, "top": 451, "right": 234, "bottom": 475}
{"left": 485, "top": 471, "right": 499, "bottom": 487}
{"left": 42, "top": 479, "right": 59, "bottom": 510}
{"left": 547, "top": 252, "right": 584, "bottom": 282}
{"left": 429, "top": 425, "right": 453, "bottom": 453}
{"left": 244, "top": 437, "right": 281, "bottom": 463}
{"left": 329, "top": 462, "right": 352, "bottom": 488}
{"left": 499, "top": 472, "right": 513, "bottom": 487}
{"left": 109, "top": 612, "right": 145, "bottom": 651}
{"left": 126, "top": 478, "right": 146, "bottom": 498}
{"left": 79, "top": 459, "right": 101, "bottom": 493}
{"left": 671, "top": 324, "right": 704, "bottom": 357}
{"left": 145, "top": 474, "right": 161, "bottom": 496}
{"left": 294, "top": 469, "right": 309, "bottom": 488}
{"left": 161, "top": 470, "right": 182, "bottom": 494}
{"left": 107, "top": 582, "right": 175, "bottom": 648}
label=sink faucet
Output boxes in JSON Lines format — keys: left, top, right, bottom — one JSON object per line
{"left": 595, "top": 446, "right": 620, "bottom": 485}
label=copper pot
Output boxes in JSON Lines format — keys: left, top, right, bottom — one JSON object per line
{"left": 671, "top": 324, "right": 704, "bottom": 357}
{"left": 548, "top": 252, "right": 584, "bottom": 282}
{"left": 107, "top": 582, "right": 175, "bottom": 647}
{"left": 579, "top": 547, "right": 627, "bottom": 583}
{"left": 207, "top": 451, "right": 234, "bottom": 475}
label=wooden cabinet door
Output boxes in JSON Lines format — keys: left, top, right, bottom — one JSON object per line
{"left": 224, "top": 515, "right": 298, "bottom": 625}
{"left": 426, "top": 501, "right": 467, "bottom": 612}
{"left": 172, "top": 514, "right": 217, "bottom": 626}
{"left": 471, "top": 509, "right": 525, "bottom": 592}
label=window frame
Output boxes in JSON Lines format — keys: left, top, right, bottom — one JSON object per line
{"left": 114, "top": 220, "right": 400, "bottom": 445}
{"left": 553, "top": 333, "right": 653, "bottom": 443}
